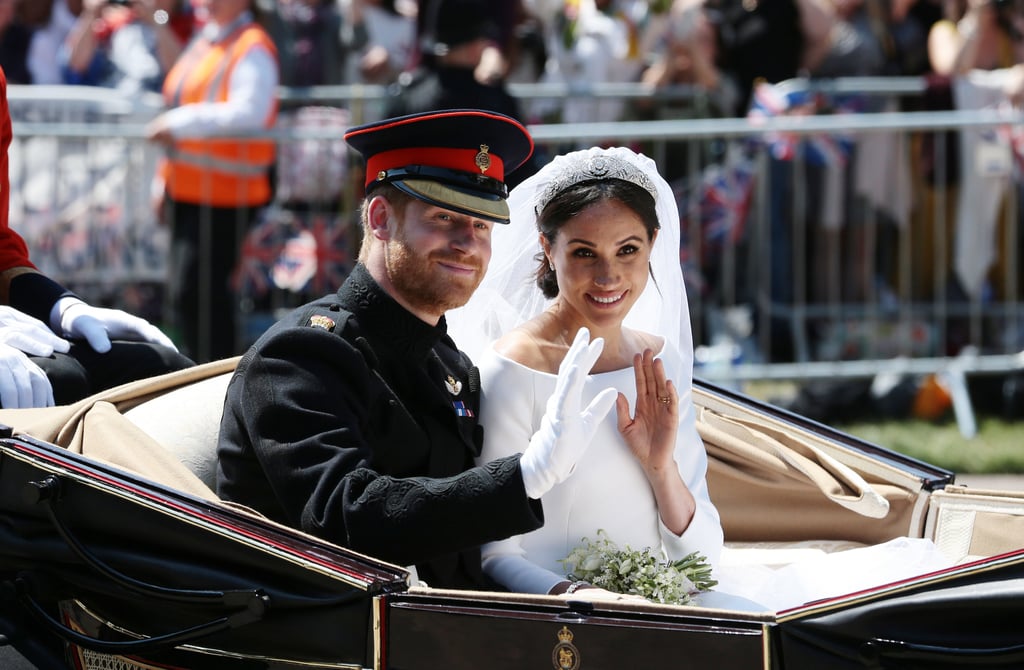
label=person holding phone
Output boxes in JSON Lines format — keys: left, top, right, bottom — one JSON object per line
{"left": 60, "top": 0, "right": 194, "bottom": 93}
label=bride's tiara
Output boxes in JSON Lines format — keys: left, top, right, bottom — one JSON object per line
{"left": 536, "top": 153, "right": 659, "bottom": 214}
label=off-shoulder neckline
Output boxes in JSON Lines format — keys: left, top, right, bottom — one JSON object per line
{"left": 484, "top": 342, "right": 667, "bottom": 378}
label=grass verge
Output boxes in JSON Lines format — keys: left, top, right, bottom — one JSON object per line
{"left": 834, "top": 418, "right": 1024, "bottom": 474}
{"left": 743, "top": 381, "right": 1024, "bottom": 474}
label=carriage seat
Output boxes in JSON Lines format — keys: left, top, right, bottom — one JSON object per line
{"left": 122, "top": 371, "right": 234, "bottom": 490}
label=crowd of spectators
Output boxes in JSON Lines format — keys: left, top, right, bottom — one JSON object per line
{"left": 0, "top": 1, "right": 960, "bottom": 110}
{"left": 1, "top": 0, "right": 1023, "bottom": 369}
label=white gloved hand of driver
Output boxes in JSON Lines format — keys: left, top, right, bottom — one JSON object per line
{"left": 519, "top": 327, "right": 618, "bottom": 499}
{"left": 56, "top": 297, "right": 177, "bottom": 353}
{"left": 0, "top": 306, "right": 70, "bottom": 408}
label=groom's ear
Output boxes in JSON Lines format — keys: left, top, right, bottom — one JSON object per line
{"left": 366, "top": 196, "right": 394, "bottom": 241}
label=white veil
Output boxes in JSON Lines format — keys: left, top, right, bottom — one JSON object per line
{"left": 447, "top": 146, "right": 693, "bottom": 377}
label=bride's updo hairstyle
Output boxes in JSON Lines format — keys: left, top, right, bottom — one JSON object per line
{"left": 534, "top": 179, "right": 660, "bottom": 299}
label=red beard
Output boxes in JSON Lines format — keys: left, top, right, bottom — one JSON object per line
{"left": 385, "top": 237, "right": 484, "bottom": 315}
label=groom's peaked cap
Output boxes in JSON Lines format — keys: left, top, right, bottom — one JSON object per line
{"left": 343, "top": 109, "right": 534, "bottom": 224}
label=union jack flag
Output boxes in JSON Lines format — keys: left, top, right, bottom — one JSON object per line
{"left": 699, "top": 154, "right": 755, "bottom": 248}
{"left": 676, "top": 145, "right": 757, "bottom": 275}
{"left": 233, "top": 209, "right": 357, "bottom": 298}
{"left": 231, "top": 209, "right": 294, "bottom": 297}
{"left": 273, "top": 212, "right": 355, "bottom": 296}
{"left": 747, "top": 81, "right": 863, "bottom": 167}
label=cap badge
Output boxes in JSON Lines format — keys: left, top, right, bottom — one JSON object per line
{"left": 445, "top": 375, "right": 463, "bottom": 395}
{"left": 308, "top": 315, "right": 336, "bottom": 332}
{"left": 376, "top": 170, "right": 387, "bottom": 182}
{"left": 475, "top": 145, "right": 492, "bottom": 174}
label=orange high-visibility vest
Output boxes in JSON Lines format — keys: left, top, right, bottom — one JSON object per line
{"left": 160, "top": 22, "right": 278, "bottom": 208}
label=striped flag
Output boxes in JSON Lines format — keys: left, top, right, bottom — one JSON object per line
{"left": 747, "top": 80, "right": 861, "bottom": 166}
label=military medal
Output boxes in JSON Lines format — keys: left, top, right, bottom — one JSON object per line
{"left": 307, "top": 315, "right": 336, "bottom": 332}
{"left": 445, "top": 375, "right": 462, "bottom": 395}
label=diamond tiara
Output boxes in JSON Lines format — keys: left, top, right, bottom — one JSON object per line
{"left": 536, "top": 154, "right": 659, "bottom": 214}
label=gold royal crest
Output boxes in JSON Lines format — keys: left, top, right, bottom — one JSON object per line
{"left": 551, "top": 626, "right": 580, "bottom": 670}
{"left": 307, "top": 315, "right": 336, "bottom": 332}
{"left": 475, "top": 144, "right": 492, "bottom": 174}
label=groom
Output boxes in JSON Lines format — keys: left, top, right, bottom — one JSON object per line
{"left": 216, "top": 109, "right": 617, "bottom": 589}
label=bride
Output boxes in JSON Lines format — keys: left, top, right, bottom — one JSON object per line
{"left": 448, "top": 146, "right": 724, "bottom": 600}
{"left": 448, "top": 146, "right": 954, "bottom": 611}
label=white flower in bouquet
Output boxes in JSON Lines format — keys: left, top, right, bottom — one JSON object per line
{"left": 561, "top": 529, "right": 717, "bottom": 605}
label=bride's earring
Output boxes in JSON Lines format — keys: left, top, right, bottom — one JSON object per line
{"left": 548, "top": 261, "right": 555, "bottom": 272}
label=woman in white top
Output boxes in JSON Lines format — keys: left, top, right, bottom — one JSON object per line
{"left": 450, "top": 146, "right": 723, "bottom": 599}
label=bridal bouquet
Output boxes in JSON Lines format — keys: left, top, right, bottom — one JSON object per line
{"left": 561, "top": 529, "right": 717, "bottom": 605}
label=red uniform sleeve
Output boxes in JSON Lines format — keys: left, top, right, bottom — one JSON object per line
{"left": 0, "top": 66, "right": 36, "bottom": 274}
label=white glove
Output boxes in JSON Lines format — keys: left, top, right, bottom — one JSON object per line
{"left": 55, "top": 298, "right": 178, "bottom": 354}
{"left": 0, "top": 305, "right": 71, "bottom": 357}
{"left": 519, "top": 327, "right": 618, "bottom": 499}
{"left": 0, "top": 342, "right": 55, "bottom": 408}
{"left": 0, "top": 307, "right": 68, "bottom": 408}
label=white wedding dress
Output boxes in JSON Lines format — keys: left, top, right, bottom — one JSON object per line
{"left": 475, "top": 338, "right": 955, "bottom": 611}
{"left": 475, "top": 340, "right": 724, "bottom": 597}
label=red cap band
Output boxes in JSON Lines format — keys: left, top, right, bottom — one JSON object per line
{"left": 364, "top": 147, "right": 506, "bottom": 188}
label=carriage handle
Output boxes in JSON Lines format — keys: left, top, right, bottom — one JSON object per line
{"left": 13, "top": 573, "right": 268, "bottom": 654}
{"left": 23, "top": 474, "right": 271, "bottom": 609}
{"left": 6, "top": 474, "right": 271, "bottom": 654}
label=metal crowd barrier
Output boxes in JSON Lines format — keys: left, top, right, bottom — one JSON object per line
{"left": 7, "top": 81, "right": 1024, "bottom": 424}
{"left": 7, "top": 86, "right": 167, "bottom": 334}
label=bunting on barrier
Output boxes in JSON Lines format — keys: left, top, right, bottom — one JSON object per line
{"left": 746, "top": 80, "right": 864, "bottom": 166}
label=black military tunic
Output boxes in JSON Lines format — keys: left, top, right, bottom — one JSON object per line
{"left": 217, "top": 264, "right": 543, "bottom": 589}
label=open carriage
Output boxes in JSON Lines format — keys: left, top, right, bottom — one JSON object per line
{"left": 0, "top": 359, "right": 1022, "bottom": 669}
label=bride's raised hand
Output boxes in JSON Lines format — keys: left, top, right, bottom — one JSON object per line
{"left": 616, "top": 349, "right": 679, "bottom": 476}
